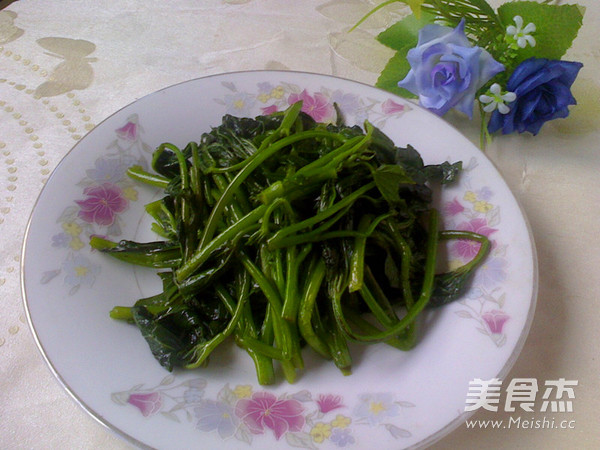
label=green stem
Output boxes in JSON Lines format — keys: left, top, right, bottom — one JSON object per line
{"left": 161, "top": 143, "right": 190, "bottom": 189}
{"left": 331, "top": 209, "right": 440, "bottom": 342}
{"left": 127, "top": 165, "right": 170, "bottom": 188}
{"left": 347, "top": 212, "right": 396, "bottom": 292}
{"left": 198, "top": 107, "right": 342, "bottom": 250}
{"left": 298, "top": 258, "right": 331, "bottom": 359}
{"left": 235, "top": 335, "right": 288, "bottom": 361}
{"left": 176, "top": 205, "right": 266, "bottom": 281}
{"left": 281, "top": 244, "right": 312, "bottom": 322}
{"left": 350, "top": 0, "right": 400, "bottom": 32}
{"left": 479, "top": 102, "right": 491, "bottom": 150}
{"left": 184, "top": 284, "right": 248, "bottom": 369}
{"left": 383, "top": 219, "right": 415, "bottom": 306}
{"left": 90, "top": 236, "right": 182, "bottom": 268}
{"left": 267, "top": 181, "right": 376, "bottom": 249}
{"left": 439, "top": 229, "right": 490, "bottom": 272}
{"left": 344, "top": 308, "right": 415, "bottom": 351}
{"left": 239, "top": 251, "right": 299, "bottom": 383}
{"left": 257, "top": 134, "right": 366, "bottom": 205}
{"left": 215, "top": 280, "right": 276, "bottom": 385}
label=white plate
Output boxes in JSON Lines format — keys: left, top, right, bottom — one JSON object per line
{"left": 22, "top": 71, "right": 537, "bottom": 449}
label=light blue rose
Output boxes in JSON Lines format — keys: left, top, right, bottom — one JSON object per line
{"left": 399, "top": 19, "right": 504, "bottom": 118}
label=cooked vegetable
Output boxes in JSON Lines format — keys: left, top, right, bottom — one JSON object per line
{"left": 91, "top": 102, "right": 489, "bottom": 385}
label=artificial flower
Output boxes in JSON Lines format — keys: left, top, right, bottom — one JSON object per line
{"left": 506, "top": 15, "right": 536, "bottom": 49}
{"left": 479, "top": 83, "right": 517, "bottom": 114}
{"left": 398, "top": 19, "right": 505, "bottom": 118}
{"left": 488, "top": 58, "right": 583, "bottom": 135}
{"left": 362, "top": 0, "right": 585, "bottom": 146}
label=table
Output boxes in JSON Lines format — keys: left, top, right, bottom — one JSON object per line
{"left": 2, "top": 1, "right": 598, "bottom": 448}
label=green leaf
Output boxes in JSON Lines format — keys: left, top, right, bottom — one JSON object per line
{"left": 465, "top": 0, "right": 498, "bottom": 20}
{"left": 430, "top": 269, "right": 475, "bottom": 307}
{"left": 376, "top": 10, "right": 435, "bottom": 51}
{"left": 373, "top": 164, "right": 415, "bottom": 206}
{"left": 374, "top": 9, "right": 435, "bottom": 98}
{"left": 404, "top": 0, "right": 426, "bottom": 17}
{"left": 375, "top": 49, "right": 417, "bottom": 98}
{"left": 420, "top": 0, "right": 503, "bottom": 38}
{"left": 498, "top": 2, "right": 584, "bottom": 64}
{"left": 422, "top": 161, "right": 462, "bottom": 184}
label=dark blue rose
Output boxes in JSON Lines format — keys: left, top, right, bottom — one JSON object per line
{"left": 488, "top": 58, "right": 583, "bottom": 135}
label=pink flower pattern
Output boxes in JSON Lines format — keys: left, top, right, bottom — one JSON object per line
{"left": 316, "top": 393, "right": 344, "bottom": 413}
{"left": 453, "top": 218, "right": 497, "bottom": 259}
{"left": 482, "top": 310, "right": 510, "bottom": 334}
{"left": 288, "top": 90, "right": 335, "bottom": 122}
{"left": 127, "top": 392, "right": 162, "bottom": 417}
{"left": 443, "top": 197, "right": 465, "bottom": 216}
{"left": 235, "top": 391, "right": 305, "bottom": 440}
{"left": 261, "top": 104, "right": 279, "bottom": 115}
{"left": 115, "top": 116, "right": 140, "bottom": 141}
{"left": 381, "top": 98, "right": 406, "bottom": 114}
{"left": 75, "top": 183, "right": 128, "bottom": 226}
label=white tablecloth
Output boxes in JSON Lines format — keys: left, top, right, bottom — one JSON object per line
{"left": 1, "top": 1, "right": 598, "bottom": 448}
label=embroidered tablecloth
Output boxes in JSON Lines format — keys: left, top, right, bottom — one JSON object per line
{"left": 1, "top": 0, "right": 598, "bottom": 448}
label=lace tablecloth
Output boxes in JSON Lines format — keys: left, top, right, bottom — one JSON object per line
{"left": 2, "top": 1, "right": 598, "bottom": 448}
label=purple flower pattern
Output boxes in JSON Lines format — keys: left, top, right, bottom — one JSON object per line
{"left": 195, "top": 399, "right": 239, "bottom": 439}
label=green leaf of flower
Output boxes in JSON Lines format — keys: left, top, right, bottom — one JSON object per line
{"left": 375, "top": 48, "right": 417, "bottom": 98}
{"left": 376, "top": 9, "right": 435, "bottom": 51}
{"left": 497, "top": 1, "right": 584, "bottom": 64}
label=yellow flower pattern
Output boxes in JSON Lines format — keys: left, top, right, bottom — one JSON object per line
{"left": 233, "top": 384, "right": 252, "bottom": 398}
{"left": 270, "top": 86, "right": 284, "bottom": 99}
{"left": 62, "top": 221, "right": 82, "bottom": 236}
{"left": 463, "top": 190, "right": 477, "bottom": 203}
{"left": 463, "top": 190, "right": 494, "bottom": 213}
{"left": 331, "top": 414, "right": 351, "bottom": 429}
{"left": 258, "top": 86, "right": 284, "bottom": 103}
{"left": 69, "top": 237, "right": 85, "bottom": 250}
{"left": 310, "top": 422, "right": 332, "bottom": 443}
{"left": 474, "top": 200, "right": 493, "bottom": 213}
{"left": 122, "top": 186, "right": 138, "bottom": 201}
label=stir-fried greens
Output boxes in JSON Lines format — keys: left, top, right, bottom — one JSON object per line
{"left": 91, "top": 102, "right": 489, "bottom": 385}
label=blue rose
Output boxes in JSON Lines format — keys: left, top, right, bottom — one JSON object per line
{"left": 488, "top": 58, "right": 583, "bottom": 135}
{"left": 399, "top": 19, "right": 504, "bottom": 118}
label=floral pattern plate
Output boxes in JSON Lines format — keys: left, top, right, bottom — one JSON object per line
{"left": 22, "top": 71, "right": 537, "bottom": 449}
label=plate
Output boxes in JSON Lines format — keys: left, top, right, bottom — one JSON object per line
{"left": 22, "top": 71, "right": 537, "bottom": 449}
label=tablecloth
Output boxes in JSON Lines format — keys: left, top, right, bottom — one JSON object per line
{"left": 1, "top": 0, "right": 598, "bottom": 448}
